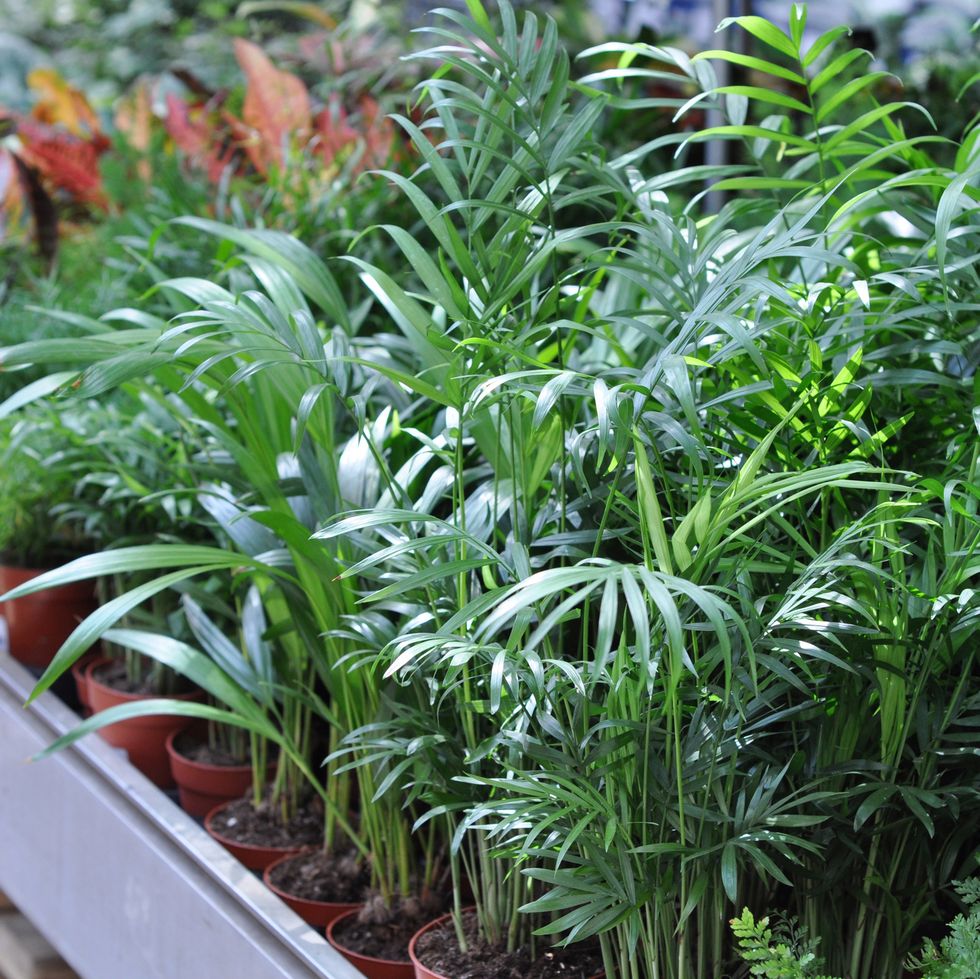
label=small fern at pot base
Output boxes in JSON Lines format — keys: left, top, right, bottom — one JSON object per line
{"left": 905, "top": 879, "right": 980, "bottom": 979}
{"left": 731, "top": 909, "right": 840, "bottom": 979}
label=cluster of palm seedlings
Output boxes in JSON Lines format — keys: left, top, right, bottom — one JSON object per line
{"left": 2, "top": 2, "right": 978, "bottom": 975}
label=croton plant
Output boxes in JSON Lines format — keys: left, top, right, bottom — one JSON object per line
{"left": 0, "top": 35, "right": 398, "bottom": 260}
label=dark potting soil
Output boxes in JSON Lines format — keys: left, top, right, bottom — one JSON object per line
{"left": 414, "top": 913, "right": 604, "bottom": 979}
{"left": 92, "top": 660, "right": 192, "bottom": 697}
{"left": 209, "top": 795, "right": 324, "bottom": 848}
{"left": 173, "top": 731, "right": 250, "bottom": 767}
{"left": 332, "top": 894, "right": 445, "bottom": 963}
{"left": 267, "top": 848, "right": 369, "bottom": 903}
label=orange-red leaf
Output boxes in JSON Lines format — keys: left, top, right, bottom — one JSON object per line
{"left": 28, "top": 68, "right": 106, "bottom": 149}
{"left": 311, "top": 96, "right": 396, "bottom": 174}
{"left": 15, "top": 119, "right": 108, "bottom": 209}
{"left": 358, "top": 96, "right": 395, "bottom": 171}
{"left": 164, "top": 93, "right": 208, "bottom": 158}
{"left": 164, "top": 94, "right": 240, "bottom": 184}
{"left": 312, "top": 96, "right": 359, "bottom": 168}
{"left": 233, "top": 38, "right": 311, "bottom": 175}
{"left": 0, "top": 145, "right": 26, "bottom": 239}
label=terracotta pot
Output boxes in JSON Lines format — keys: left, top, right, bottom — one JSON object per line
{"left": 86, "top": 657, "right": 200, "bottom": 787}
{"left": 408, "top": 910, "right": 605, "bottom": 979}
{"left": 262, "top": 850, "right": 361, "bottom": 928}
{"left": 327, "top": 908, "right": 414, "bottom": 979}
{"left": 70, "top": 651, "right": 102, "bottom": 716}
{"left": 165, "top": 731, "right": 258, "bottom": 818}
{"left": 408, "top": 911, "right": 452, "bottom": 979}
{"left": 0, "top": 564, "right": 96, "bottom": 669}
{"left": 204, "top": 800, "right": 303, "bottom": 872}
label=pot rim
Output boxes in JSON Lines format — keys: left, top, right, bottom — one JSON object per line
{"left": 262, "top": 848, "right": 363, "bottom": 909}
{"left": 203, "top": 799, "right": 306, "bottom": 858}
{"left": 326, "top": 906, "right": 413, "bottom": 968}
{"left": 407, "top": 908, "right": 466, "bottom": 979}
{"left": 86, "top": 656, "right": 202, "bottom": 704}
{"left": 0, "top": 563, "right": 97, "bottom": 600}
{"left": 165, "top": 729, "right": 255, "bottom": 772}
{"left": 70, "top": 651, "right": 100, "bottom": 675}
{"left": 0, "top": 561, "right": 96, "bottom": 581}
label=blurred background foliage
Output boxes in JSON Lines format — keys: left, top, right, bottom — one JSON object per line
{"left": 3, "top": 1, "right": 974, "bottom": 107}
{"left": 0, "top": 0, "right": 977, "bottom": 388}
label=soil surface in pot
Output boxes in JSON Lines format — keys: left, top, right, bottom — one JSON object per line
{"left": 92, "top": 659, "right": 193, "bottom": 697}
{"left": 415, "top": 913, "right": 604, "bottom": 979}
{"left": 335, "top": 895, "right": 443, "bottom": 962}
{"left": 209, "top": 795, "right": 324, "bottom": 848}
{"left": 172, "top": 731, "right": 250, "bottom": 767}
{"left": 267, "top": 848, "right": 369, "bottom": 903}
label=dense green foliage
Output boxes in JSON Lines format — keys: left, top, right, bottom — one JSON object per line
{"left": 0, "top": 2, "right": 978, "bottom": 975}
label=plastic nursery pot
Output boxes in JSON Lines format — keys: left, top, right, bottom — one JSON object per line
{"left": 408, "top": 910, "right": 606, "bottom": 979}
{"left": 327, "top": 907, "right": 415, "bottom": 979}
{"left": 408, "top": 910, "right": 456, "bottom": 979}
{"left": 0, "top": 565, "right": 96, "bottom": 669}
{"left": 204, "top": 800, "right": 304, "bottom": 872}
{"left": 70, "top": 651, "right": 102, "bottom": 716}
{"left": 165, "top": 730, "right": 258, "bottom": 819}
{"left": 262, "top": 850, "right": 361, "bottom": 929}
{"left": 86, "top": 657, "right": 201, "bottom": 788}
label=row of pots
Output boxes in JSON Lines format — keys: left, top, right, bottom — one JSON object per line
{"left": 2, "top": 569, "right": 237, "bottom": 805}
{"left": 0, "top": 578, "right": 372, "bottom": 961}
{"left": 73, "top": 664, "right": 589, "bottom": 979}
{"left": 5, "top": 578, "right": 595, "bottom": 979}
{"left": 204, "top": 819, "right": 599, "bottom": 979}
{"left": 202, "top": 807, "right": 438, "bottom": 979}
{"left": 74, "top": 655, "right": 212, "bottom": 789}
{"left": 70, "top": 657, "right": 444, "bottom": 978}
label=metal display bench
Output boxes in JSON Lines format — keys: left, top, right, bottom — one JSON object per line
{"left": 0, "top": 654, "right": 365, "bottom": 979}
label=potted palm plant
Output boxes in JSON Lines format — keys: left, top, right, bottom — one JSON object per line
{"left": 32, "top": 394, "right": 229, "bottom": 785}
{"left": 0, "top": 222, "right": 438, "bottom": 969}
{"left": 164, "top": 591, "right": 275, "bottom": 818}
{"left": 315, "top": 4, "right": 639, "bottom": 974}
{"left": 304, "top": 4, "right": 980, "bottom": 978}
